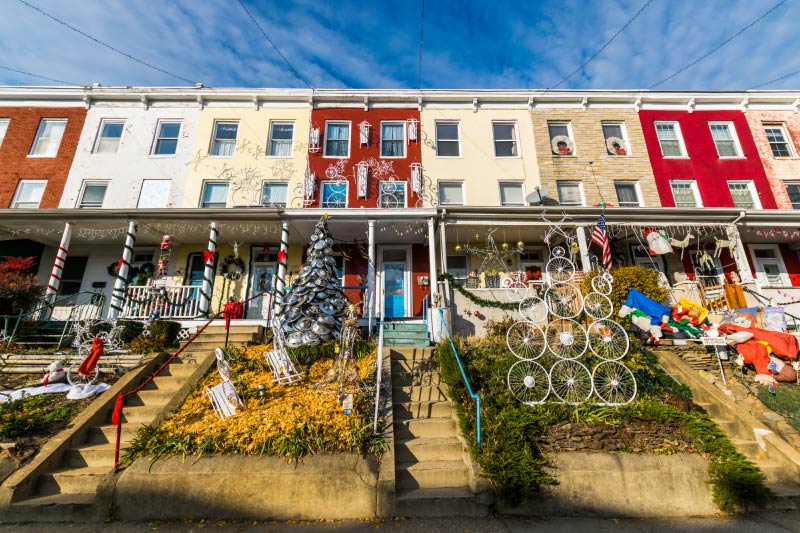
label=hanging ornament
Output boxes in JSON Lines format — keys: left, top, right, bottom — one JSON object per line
{"left": 517, "top": 240, "right": 525, "bottom": 249}
{"left": 643, "top": 228, "right": 673, "bottom": 256}
{"left": 501, "top": 242, "right": 510, "bottom": 251}
{"left": 454, "top": 244, "right": 463, "bottom": 253}
{"left": 160, "top": 235, "right": 171, "bottom": 251}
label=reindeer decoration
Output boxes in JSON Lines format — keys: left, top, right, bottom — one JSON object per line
{"left": 669, "top": 233, "right": 694, "bottom": 259}
{"left": 713, "top": 234, "right": 737, "bottom": 258}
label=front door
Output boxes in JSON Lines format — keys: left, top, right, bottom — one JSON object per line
{"left": 381, "top": 247, "right": 410, "bottom": 318}
{"left": 248, "top": 247, "right": 278, "bottom": 319}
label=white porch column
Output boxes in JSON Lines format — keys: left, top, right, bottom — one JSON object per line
{"left": 367, "top": 219, "right": 376, "bottom": 331}
{"left": 576, "top": 225, "right": 591, "bottom": 273}
{"left": 198, "top": 221, "right": 218, "bottom": 317}
{"left": 273, "top": 221, "right": 290, "bottom": 313}
{"left": 45, "top": 222, "right": 73, "bottom": 304}
{"left": 427, "top": 218, "right": 438, "bottom": 306}
{"left": 439, "top": 219, "right": 447, "bottom": 275}
{"left": 727, "top": 224, "right": 754, "bottom": 284}
{"left": 108, "top": 220, "right": 137, "bottom": 320}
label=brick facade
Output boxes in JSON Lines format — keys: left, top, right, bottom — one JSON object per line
{"left": 0, "top": 107, "right": 86, "bottom": 209}
{"left": 530, "top": 108, "right": 660, "bottom": 207}
{"left": 743, "top": 110, "right": 800, "bottom": 210}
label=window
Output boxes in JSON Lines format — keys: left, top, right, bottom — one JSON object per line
{"left": 77, "top": 181, "right": 108, "bottom": 208}
{"left": 379, "top": 181, "right": 406, "bottom": 208}
{"left": 556, "top": 181, "right": 583, "bottom": 206}
{"left": 137, "top": 179, "right": 170, "bottom": 208}
{"left": 764, "top": 125, "right": 794, "bottom": 158}
{"left": 58, "top": 256, "right": 88, "bottom": 297}
{"left": 185, "top": 253, "right": 215, "bottom": 286}
{"left": 93, "top": 120, "right": 124, "bottom": 154}
{"left": 380, "top": 122, "right": 405, "bottom": 157}
{"left": 548, "top": 122, "right": 574, "bottom": 155}
{"left": 493, "top": 122, "right": 518, "bottom": 157}
{"left": 654, "top": 121, "right": 685, "bottom": 157}
{"left": 210, "top": 121, "right": 238, "bottom": 157}
{"left": 267, "top": 122, "right": 294, "bottom": 157}
{"left": 10, "top": 180, "right": 46, "bottom": 208}
{"left": 324, "top": 121, "right": 350, "bottom": 157}
{"left": 446, "top": 255, "right": 469, "bottom": 284}
{"left": 670, "top": 180, "right": 701, "bottom": 208}
{"left": 520, "top": 249, "right": 545, "bottom": 283}
{"left": 30, "top": 119, "right": 66, "bottom": 157}
{"left": 200, "top": 182, "right": 228, "bottom": 208}
{"left": 435, "top": 122, "right": 460, "bottom": 157}
{"left": 0, "top": 118, "right": 9, "bottom": 148}
{"left": 630, "top": 244, "right": 665, "bottom": 273}
{"left": 262, "top": 182, "right": 288, "bottom": 207}
{"left": 321, "top": 182, "right": 348, "bottom": 208}
{"left": 438, "top": 182, "right": 464, "bottom": 205}
{"left": 689, "top": 251, "right": 724, "bottom": 288}
{"left": 152, "top": 121, "right": 181, "bottom": 155}
{"left": 728, "top": 181, "right": 760, "bottom": 209}
{"left": 709, "top": 122, "right": 741, "bottom": 158}
{"left": 786, "top": 183, "right": 800, "bottom": 209}
{"left": 602, "top": 122, "right": 627, "bottom": 155}
{"left": 499, "top": 182, "right": 524, "bottom": 206}
{"left": 614, "top": 182, "right": 641, "bottom": 207}
{"left": 750, "top": 245, "right": 788, "bottom": 287}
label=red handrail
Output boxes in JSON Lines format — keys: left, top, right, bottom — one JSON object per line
{"left": 111, "top": 291, "right": 270, "bottom": 471}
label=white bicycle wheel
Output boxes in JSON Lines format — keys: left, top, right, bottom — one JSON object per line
{"left": 591, "top": 273, "right": 613, "bottom": 296}
{"left": 546, "top": 256, "right": 575, "bottom": 284}
{"left": 544, "top": 319, "right": 587, "bottom": 360}
{"left": 506, "top": 321, "right": 546, "bottom": 360}
{"left": 507, "top": 360, "right": 550, "bottom": 404}
{"left": 583, "top": 292, "right": 613, "bottom": 320}
{"left": 549, "top": 359, "right": 593, "bottom": 404}
{"left": 505, "top": 281, "right": 529, "bottom": 302}
{"left": 519, "top": 296, "right": 548, "bottom": 324}
{"left": 593, "top": 361, "right": 637, "bottom": 405}
{"left": 544, "top": 283, "right": 583, "bottom": 319}
{"left": 67, "top": 364, "right": 99, "bottom": 387}
{"left": 587, "top": 320, "right": 629, "bottom": 361}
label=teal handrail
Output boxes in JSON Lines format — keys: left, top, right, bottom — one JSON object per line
{"left": 437, "top": 308, "right": 481, "bottom": 447}
{"left": 0, "top": 291, "right": 105, "bottom": 343}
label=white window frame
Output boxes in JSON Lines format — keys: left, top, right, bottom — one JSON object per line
{"left": 323, "top": 120, "right": 351, "bottom": 159}
{"left": 630, "top": 244, "right": 666, "bottom": 273}
{"left": 10, "top": 179, "right": 47, "bottom": 209}
{"left": 209, "top": 120, "right": 239, "bottom": 158}
{"left": 378, "top": 180, "right": 408, "bottom": 208}
{"left": 498, "top": 181, "right": 525, "bottom": 206}
{"left": 29, "top": 118, "right": 67, "bottom": 158}
{"left": 77, "top": 180, "right": 109, "bottom": 209}
{"left": 654, "top": 121, "right": 688, "bottom": 158}
{"left": 727, "top": 180, "right": 761, "bottom": 209}
{"left": 785, "top": 182, "right": 800, "bottom": 209}
{"left": 764, "top": 123, "right": 796, "bottom": 158}
{"left": 708, "top": 121, "right": 743, "bottom": 159}
{"left": 320, "top": 180, "right": 349, "bottom": 208}
{"left": 749, "top": 244, "right": 790, "bottom": 287}
{"left": 261, "top": 181, "right": 289, "bottom": 207}
{"left": 669, "top": 179, "right": 702, "bottom": 208}
{"left": 150, "top": 119, "right": 182, "bottom": 156}
{"left": 602, "top": 121, "right": 629, "bottom": 156}
{"left": 200, "top": 181, "right": 229, "bottom": 208}
{"left": 434, "top": 121, "right": 462, "bottom": 158}
{"left": 547, "top": 121, "right": 576, "bottom": 156}
{"left": 379, "top": 121, "right": 407, "bottom": 158}
{"left": 556, "top": 180, "right": 585, "bottom": 207}
{"left": 614, "top": 181, "right": 643, "bottom": 207}
{"left": 0, "top": 118, "right": 9, "bottom": 149}
{"left": 492, "top": 121, "right": 520, "bottom": 158}
{"left": 266, "top": 121, "right": 294, "bottom": 158}
{"left": 437, "top": 181, "right": 465, "bottom": 206}
{"left": 92, "top": 119, "right": 125, "bottom": 155}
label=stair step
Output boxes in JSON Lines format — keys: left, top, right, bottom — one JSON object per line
{"left": 203, "top": 326, "right": 262, "bottom": 334}
{"left": 729, "top": 438, "right": 764, "bottom": 458}
{"left": 395, "top": 437, "right": 463, "bottom": 462}
{"left": 63, "top": 444, "right": 116, "bottom": 468}
{"left": 395, "top": 418, "right": 457, "bottom": 439}
{"left": 757, "top": 460, "right": 800, "bottom": 486}
{"left": 394, "top": 488, "right": 487, "bottom": 517}
{"left": 389, "top": 348, "right": 436, "bottom": 361}
{"left": 135, "top": 388, "right": 178, "bottom": 404}
{"left": 385, "top": 340, "right": 430, "bottom": 347}
{"left": 694, "top": 401, "right": 721, "bottom": 417}
{"left": 85, "top": 425, "right": 142, "bottom": 446}
{"left": 181, "top": 333, "right": 256, "bottom": 343}
{"left": 394, "top": 400, "right": 452, "bottom": 420}
{"left": 393, "top": 359, "right": 440, "bottom": 374}
{"left": 37, "top": 466, "right": 109, "bottom": 495}
{"left": 396, "top": 460, "right": 470, "bottom": 490}
{"left": 393, "top": 372, "right": 442, "bottom": 387}
{"left": 393, "top": 385, "right": 449, "bottom": 403}
{"left": 12, "top": 491, "right": 97, "bottom": 509}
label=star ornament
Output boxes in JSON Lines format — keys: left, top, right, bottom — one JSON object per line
{"left": 462, "top": 229, "right": 523, "bottom": 274}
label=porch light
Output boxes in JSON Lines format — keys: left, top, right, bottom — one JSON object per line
{"left": 358, "top": 121, "right": 370, "bottom": 146}
{"left": 356, "top": 161, "right": 369, "bottom": 198}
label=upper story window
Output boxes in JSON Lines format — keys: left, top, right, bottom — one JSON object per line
{"left": 0, "top": 119, "right": 9, "bottom": 149}
{"left": 152, "top": 120, "right": 181, "bottom": 155}
{"left": 728, "top": 180, "right": 760, "bottom": 209}
{"left": 499, "top": 182, "right": 524, "bottom": 206}
{"left": 556, "top": 181, "right": 583, "bottom": 206}
{"left": 10, "top": 180, "right": 46, "bottom": 209}
{"left": 435, "top": 122, "right": 460, "bottom": 157}
{"left": 137, "top": 179, "right": 170, "bottom": 208}
{"left": 750, "top": 245, "right": 788, "bottom": 287}
{"left": 210, "top": 121, "right": 238, "bottom": 157}
{"left": 30, "top": 119, "right": 67, "bottom": 157}
{"left": 201, "top": 181, "right": 229, "bottom": 208}
{"left": 379, "top": 181, "right": 407, "bottom": 208}
{"left": 614, "top": 182, "right": 641, "bottom": 207}
{"left": 380, "top": 122, "right": 406, "bottom": 158}
{"left": 267, "top": 122, "right": 294, "bottom": 157}
{"left": 548, "top": 121, "right": 574, "bottom": 155}
{"left": 262, "top": 182, "right": 288, "bottom": 207}
{"left": 764, "top": 124, "right": 795, "bottom": 158}
{"left": 321, "top": 181, "right": 348, "bottom": 208}
{"left": 493, "top": 122, "right": 518, "bottom": 157}
{"left": 93, "top": 120, "right": 125, "bottom": 154}
{"left": 77, "top": 181, "right": 108, "bottom": 208}
{"left": 654, "top": 121, "right": 686, "bottom": 158}
{"left": 324, "top": 121, "right": 350, "bottom": 158}
{"left": 438, "top": 181, "right": 464, "bottom": 205}
{"left": 670, "top": 180, "right": 701, "bottom": 208}
{"left": 709, "top": 122, "right": 742, "bottom": 158}
{"left": 786, "top": 183, "right": 800, "bottom": 209}
{"left": 602, "top": 122, "right": 628, "bottom": 155}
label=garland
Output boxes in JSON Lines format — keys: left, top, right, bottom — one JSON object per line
{"left": 125, "top": 287, "right": 192, "bottom": 308}
{"left": 439, "top": 273, "right": 519, "bottom": 310}
{"left": 107, "top": 261, "right": 155, "bottom": 283}
{"left": 219, "top": 255, "right": 245, "bottom": 280}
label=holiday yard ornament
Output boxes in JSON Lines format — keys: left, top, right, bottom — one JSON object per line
{"left": 463, "top": 228, "right": 523, "bottom": 279}
{"left": 41, "top": 360, "right": 66, "bottom": 386}
{"left": 309, "top": 127, "right": 321, "bottom": 152}
{"left": 669, "top": 233, "right": 694, "bottom": 260}
{"left": 358, "top": 121, "right": 370, "bottom": 145}
{"left": 643, "top": 228, "right": 673, "bottom": 256}
{"left": 698, "top": 250, "right": 716, "bottom": 271}
{"left": 265, "top": 316, "right": 304, "bottom": 384}
{"left": 203, "top": 250, "right": 216, "bottom": 264}
{"left": 68, "top": 337, "right": 104, "bottom": 387}
{"left": 713, "top": 234, "right": 736, "bottom": 258}
{"left": 605, "top": 136, "right": 627, "bottom": 155}
{"left": 551, "top": 135, "right": 574, "bottom": 155}
{"left": 206, "top": 348, "right": 243, "bottom": 420}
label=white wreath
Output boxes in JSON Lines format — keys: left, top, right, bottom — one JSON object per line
{"left": 606, "top": 136, "right": 626, "bottom": 155}
{"left": 551, "top": 135, "right": 574, "bottom": 155}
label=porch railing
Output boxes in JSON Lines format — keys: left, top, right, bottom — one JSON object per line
{"left": 120, "top": 285, "right": 202, "bottom": 320}
{"left": 0, "top": 291, "right": 105, "bottom": 344}
{"left": 373, "top": 311, "right": 385, "bottom": 432}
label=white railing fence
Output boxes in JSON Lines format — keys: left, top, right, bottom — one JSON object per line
{"left": 120, "top": 285, "right": 202, "bottom": 319}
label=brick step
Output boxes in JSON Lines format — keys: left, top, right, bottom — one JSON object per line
{"left": 394, "top": 488, "right": 488, "bottom": 517}
{"left": 396, "top": 460, "right": 470, "bottom": 490}
{"left": 393, "top": 385, "right": 449, "bottom": 403}
{"left": 36, "top": 466, "right": 109, "bottom": 495}
{"left": 395, "top": 437, "right": 463, "bottom": 462}
{"left": 394, "top": 418, "right": 457, "bottom": 439}
{"left": 394, "top": 400, "right": 452, "bottom": 420}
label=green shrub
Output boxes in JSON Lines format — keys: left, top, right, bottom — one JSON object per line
{"left": 116, "top": 320, "right": 144, "bottom": 344}
{"left": 148, "top": 320, "right": 181, "bottom": 346}
{"left": 583, "top": 266, "right": 669, "bottom": 316}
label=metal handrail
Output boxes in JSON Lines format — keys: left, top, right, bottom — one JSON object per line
{"left": 421, "top": 294, "right": 429, "bottom": 340}
{"left": 372, "top": 311, "right": 385, "bottom": 432}
{"left": 0, "top": 291, "right": 105, "bottom": 343}
{"left": 437, "top": 308, "right": 481, "bottom": 447}
{"left": 58, "top": 293, "right": 106, "bottom": 348}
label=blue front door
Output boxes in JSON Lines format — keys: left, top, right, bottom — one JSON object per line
{"left": 384, "top": 262, "right": 406, "bottom": 318}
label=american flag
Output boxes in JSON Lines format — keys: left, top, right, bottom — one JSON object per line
{"left": 591, "top": 212, "right": 612, "bottom": 271}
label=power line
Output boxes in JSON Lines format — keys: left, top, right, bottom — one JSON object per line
{"left": 0, "top": 64, "right": 83, "bottom": 86}
{"left": 749, "top": 66, "right": 800, "bottom": 90}
{"left": 237, "top": 0, "right": 313, "bottom": 89}
{"left": 548, "top": 0, "right": 655, "bottom": 90}
{"left": 417, "top": 0, "right": 425, "bottom": 90}
{"left": 16, "top": 0, "right": 196, "bottom": 85}
{"left": 648, "top": 0, "right": 787, "bottom": 89}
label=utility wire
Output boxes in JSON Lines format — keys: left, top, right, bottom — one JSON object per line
{"left": 417, "top": 0, "right": 425, "bottom": 90}
{"left": 749, "top": 66, "right": 800, "bottom": 90}
{"left": 0, "top": 64, "right": 83, "bottom": 86}
{"left": 16, "top": 0, "right": 196, "bottom": 85}
{"left": 648, "top": 0, "right": 787, "bottom": 89}
{"left": 548, "top": 0, "right": 655, "bottom": 90}
{"left": 237, "top": 0, "right": 313, "bottom": 89}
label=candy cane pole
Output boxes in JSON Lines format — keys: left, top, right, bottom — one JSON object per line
{"left": 108, "top": 221, "right": 137, "bottom": 320}
{"left": 41, "top": 222, "right": 73, "bottom": 319}
{"left": 198, "top": 221, "right": 218, "bottom": 317}
{"left": 273, "top": 221, "right": 290, "bottom": 314}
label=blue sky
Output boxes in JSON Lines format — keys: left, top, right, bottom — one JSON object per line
{"left": 0, "top": 0, "right": 798, "bottom": 90}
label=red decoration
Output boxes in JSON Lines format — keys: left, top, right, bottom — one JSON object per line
{"left": 277, "top": 249, "right": 288, "bottom": 264}
{"left": 160, "top": 235, "right": 171, "bottom": 250}
{"left": 203, "top": 250, "right": 215, "bottom": 264}
{"left": 77, "top": 337, "right": 104, "bottom": 377}
{"left": 473, "top": 310, "right": 481, "bottom": 317}
{"left": 116, "top": 257, "right": 125, "bottom": 272}
{"left": 614, "top": 147, "right": 627, "bottom": 155}
{"left": 558, "top": 147, "right": 572, "bottom": 155}
{"left": 223, "top": 300, "right": 244, "bottom": 330}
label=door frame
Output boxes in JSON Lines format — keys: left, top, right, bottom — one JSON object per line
{"left": 378, "top": 244, "right": 412, "bottom": 319}
{"left": 245, "top": 245, "right": 277, "bottom": 319}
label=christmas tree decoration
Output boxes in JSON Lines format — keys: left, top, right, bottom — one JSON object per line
{"left": 517, "top": 240, "right": 525, "bottom": 249}
{"left": 454, "top": 244, "right": 463, "bottom": 253}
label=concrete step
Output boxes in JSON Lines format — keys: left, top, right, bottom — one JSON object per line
{"left": 181, "top": 332, "right": 257, "bottom": 343}
{"left": 203, "top": 325, "right": 263, "bottom": 335}
{"left": 36, "top": 466, "right": 109, "bottom": 494}
{"left": 396, "top": 460, "right": 470, "bottom": 490}
{"left": 729, "top": 438, "right": 764, "bottom": 459}
{"left": 63, "top": 444, "right": 116, "bottom": 468}
{"left": 394, "top": 488, "right": 488, "bottom": 517}
{"left": 393, "top": 372, "right": 442, "bottom": 388}
{"left": 395, "top": 418, "right": 457, "bottom": 440}
{"left": 394, "top": 400, "right": 452, "bottom": 420}
{"left": 757, "top": 459, "right": 800, "bottom": 486}
{"left": 694, "top": 401, "right": 721, "bottom": 417}
{"left": 116, "top": 405, "right": 163, "bottom": 425}
{"left": 395, "top": 437, "right": 463, "bottom": 463}
{"left": 11, "top": 491, "right": 97, "bottom": 510}
{"left": 85, "top": 425, "right": 141, "bottom": 446}
{"left": 158, "top": 363, "right": 201, "bottom": 377}
{"left": 132, "top": 388, "right": 175, "bottom": 405}
{"left": 393, "top": 385, "right": 449, "bottom": 403}
{"left": 389, "top": 348, "right": 436, "bottom": 361}
{"left": 385, "top": 340, "right": 430, "bottom": 347}
{"left": 762, "top": 483, "right": 800, "bottom": 510}
{"left": 392, "top": 359, "right": 440, "bottom": 374}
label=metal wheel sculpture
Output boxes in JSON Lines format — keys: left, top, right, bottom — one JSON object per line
{"left": 544, "top": 283, "right": 583, "bottom": 319}
{"left": 519, "top": 295, "right": 548, "bottom": 324}
{"left": 587, "top": 320, "right": 629, "bottom": 361}
{"left": 583, "top": 292, "right": 613, "bottom": 320}
{"left": 66, "top": 364, "right": 99, "bottom": 387}
{"left": 549, "top": 359, "right": 593, "bottom": 404}
{"left": 545, "top": 247, "right": 575, "bottom": 283}
{"left": 544, "top": 319, "right": 587, "bottom": 360}
{"left": 503, "top": 275, "right": 529, "bottom": 302}
{"left": 591, "top": 272, "right": 613, "bottom": 296}
{"left": 506, "top": 321, "right": 546, "bottom": 360}
{"left": 507, "top": 360, "right": 550, "bottom": 404}
{"left": 592, "top": 361, "right": 637, "bottom": 405}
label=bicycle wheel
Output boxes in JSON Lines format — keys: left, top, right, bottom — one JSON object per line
{"left": 550, "top": 359, "right": 593, "bottom": 404}
{"left": 544, "top": 283, "right": 583, "bottom": 319}
{"left": 506, "top": 321, "right": 546, "bottom": 360}
{"left": 583, "top": 292, "right": 613, "bottom": 320}
{"left": 593, "top": 361, "right": 637, "bottom": 405}
{"left": 505, "top": 281, "right": 528, "bottom": 302}
{"left": 591, "top": 273, "right": 613, "bottom": 295}
{"left": 544, "top": 319, "right": 587, "bottom": 360}
{"left": 507, "top": 360, "right": 550, "bottom": 404}
{"left": 546, "top": 256, "right": 575, "bottom": 284}
{"left": 519, "top": 296, "right": 548, "bottom": 324}
{"left": 67, "top": 364, "right": 99, "bottom": 387}
{"left": 587, "top": 320, "right": 629, "bottom": 361}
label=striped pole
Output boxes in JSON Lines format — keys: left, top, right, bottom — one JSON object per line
{"left": 273, "top": 221, "right": 290, "bottom": 313}
{"left": 45, "top": 222, "right": 73, "bottom": 304}
{"left": 108, "top": 220, "right": 137, "bottom": 320}
{"left": 198, "top": 221, "right": 218, "bottom": 317}
{"left": 367, "top": 219, "right": 376, "bottom": 332}
{"left": 427, "top": 218, "right": 438, "bottom": 306}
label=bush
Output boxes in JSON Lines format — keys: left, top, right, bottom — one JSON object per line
{"left": 148, "top": 320, "right": 181, "bottom": 347}
{"left": 582, "top": 266, "right": 669, "bottom": 316}
{"left": 0, "top": 257, "right": 44, "bottom": 315}
{"left": 117, "top": 320, "right": 145, "bottom": 344}
{"left": 127, "top": 334, "right": 168, "bottom": 354}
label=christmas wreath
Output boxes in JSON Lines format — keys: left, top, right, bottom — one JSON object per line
{"left": 605, "top": 136, "right": 627, "bottom": 155}
{"left": 107, "top": 261, "right": 155, "bottom": 284}
{"left": 219, "top": 255, "right": 245, "bottom": 280}
{"left": 550, "top": 135, "right": 575, "bottom": 155}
